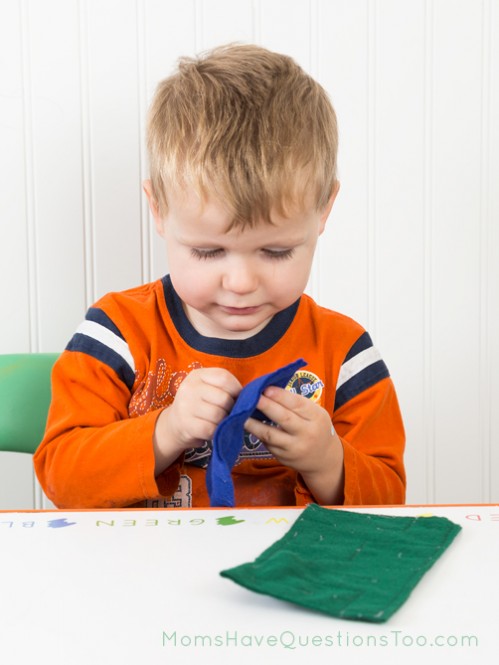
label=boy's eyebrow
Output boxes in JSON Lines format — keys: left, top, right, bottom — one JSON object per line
{"left": 178, "top": 235, "right": 309, "bottom": 249}
{"left": 181, "top": 241, "right": 224, "bottom": 248}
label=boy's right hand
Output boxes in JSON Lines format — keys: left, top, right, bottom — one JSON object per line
{"left": 153, "top": 368, "right": 242, "bottom": 475}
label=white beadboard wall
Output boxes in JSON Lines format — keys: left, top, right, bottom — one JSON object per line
{"left": 1, "top": 0, "right": 498, "bottom": 508}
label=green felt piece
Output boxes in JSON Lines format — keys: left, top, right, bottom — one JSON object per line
{"left": 221, "top": 504, "right": 462, "bottom": 623}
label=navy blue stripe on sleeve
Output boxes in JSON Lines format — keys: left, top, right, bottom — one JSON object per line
{"left": 85, "top": 307, "right": 125, "bottom": 340}
{"left": 334, "top": 359, "right": 390, "bottom": 411}
{"left": 66, "top": 333, "right": 135, "bottom": 390}
{"left": 343, "top": 331, "right": 374, "bottom": 363}
{"left": 334, "top": 331, "right": 391, "bottom": 411}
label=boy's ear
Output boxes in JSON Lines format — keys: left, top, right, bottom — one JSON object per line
{"left": 143, "top": 180, "right": 165, "bottom": 236}
{"left": 318, "top": 181, "right": 340, "bottom": 234}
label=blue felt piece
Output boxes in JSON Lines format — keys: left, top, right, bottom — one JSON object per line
{"left": 206, "top": 358, "right": 307, "bottom": 507}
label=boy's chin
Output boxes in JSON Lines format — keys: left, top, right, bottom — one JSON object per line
{"left": 205, "top": 313, "right": 274, "bottom": 340}
{"left": 184, "top": 302, "right": 276, "bottom": 339}
{"left": 214, "top": 319, "right": 271, "bottom": 340}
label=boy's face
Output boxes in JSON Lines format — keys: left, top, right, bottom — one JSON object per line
{"left": 145, "top": 182, "right": 336, "bottom": 340}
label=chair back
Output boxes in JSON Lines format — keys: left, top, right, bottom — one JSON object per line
{"left": 0, "top": 353, "right": 59, "bottom": 454}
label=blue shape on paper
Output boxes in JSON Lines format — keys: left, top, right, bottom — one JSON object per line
{"left": 47, "top": 518, "right": 76, "bottom": 529}
{"left": 206, "top": 358, "right": 307, "bottom": 508}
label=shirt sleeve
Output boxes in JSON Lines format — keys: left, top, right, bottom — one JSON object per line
{"left": 296, "top": 331, "right": 406, "bottom": 507}
{"left": 333, "top": 329, "right": 406, "bottom": 504}
{"left": 33, "top": 313, "right": 181, "bottom": 509}
{"left": 334, "top": 376, "right": 406, "bottom": 505}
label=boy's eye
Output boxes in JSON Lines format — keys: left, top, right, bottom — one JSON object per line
{"left": 191, "top": 248, "right": 224, "bottom": 260}
{"left": 262, "top": 248, "right": 295, "bottom": 260}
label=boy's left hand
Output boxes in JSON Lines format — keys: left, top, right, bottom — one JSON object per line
{"left": 244, "top": 386, "right": 344, "bottom": 504}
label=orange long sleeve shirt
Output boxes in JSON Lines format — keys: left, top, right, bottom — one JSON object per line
{"left": 34, "top": 275, "right": 406, "bottom": 509}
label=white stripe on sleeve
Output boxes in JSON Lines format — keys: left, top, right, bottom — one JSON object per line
{"left": 75, "top": 320, "right": 136, "bottom": 374}
{"left": 336, "top": 346, "right": 382, "bottom": 390}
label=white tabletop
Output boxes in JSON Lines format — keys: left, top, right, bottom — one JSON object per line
{"left": 0, "top": 504, "right": 497, "bottom": 664}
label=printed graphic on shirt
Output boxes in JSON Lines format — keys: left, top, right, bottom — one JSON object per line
{"left": 286, "top": 370, "right": 324, "bottom": 403}
{"left": 145, "top": 475, "right": 192, "bottom": 508}
{"left": 184, "top": 443, "right": 212, "bottom": 468}
{"left": 184, "top": 428, "right": 275, "bottom": 469}
{"left": 129, "top": 359, "right": 202, "bottom": 417}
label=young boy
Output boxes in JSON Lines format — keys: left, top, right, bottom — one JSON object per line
{"left": 34, "top": 44, "right": 405, "bottom": 509}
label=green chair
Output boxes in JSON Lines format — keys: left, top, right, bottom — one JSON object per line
{"left": 0, "top": 353, "right": 59, "bottom": 455}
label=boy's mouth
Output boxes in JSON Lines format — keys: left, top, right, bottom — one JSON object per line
{"left": 220, "top": 305, "right": 261, "bottom": 316}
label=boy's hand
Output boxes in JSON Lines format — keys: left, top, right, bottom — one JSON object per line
{"left": 153, "top": 368, "right": 242, "bottom": 474}
{"left": 244, "top": 387, "right": 344, "bottom": 504}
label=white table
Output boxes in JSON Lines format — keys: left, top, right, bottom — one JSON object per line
{"left": 0, "top": 504, "right": 497, "bottom": 664}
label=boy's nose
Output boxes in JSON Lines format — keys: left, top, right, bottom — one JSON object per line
{"left": 222, "top": 262, "right": 258, "bottom": 294}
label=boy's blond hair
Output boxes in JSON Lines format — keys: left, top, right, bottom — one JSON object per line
{"left": 147, "top": 43, "right": 338, "bottom": 226}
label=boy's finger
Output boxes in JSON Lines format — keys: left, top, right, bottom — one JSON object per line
{"left": 260, "top": 386, "right": 314, "bottom": 419}
{"left": 244, "top": 417, "right": 288, "bottom": 450}
{"left": 200, "top": 368, "right": 243, "bottom": 395}
{"left": 253, "top": 394, "right": 298, "bottom": 430}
